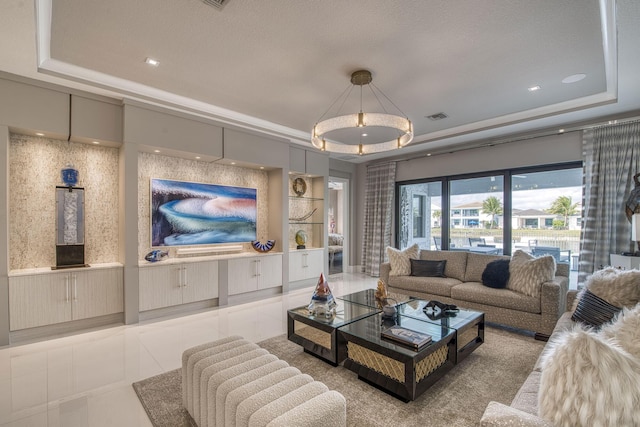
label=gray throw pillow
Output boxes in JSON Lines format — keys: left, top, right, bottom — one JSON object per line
{"left": 410, "top": 259, "right": 446, "bottom": 277}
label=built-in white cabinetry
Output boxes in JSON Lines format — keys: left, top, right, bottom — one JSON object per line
{"left": 228, "top": 254, "right": 283, "bottom": 295}
{"left": 289, "top": 249, "right": 324, "bottom": 282}
{"left": 139, "top": 260, "right": 219, "bottom": 311}
{"left": 610, "top": 254, "right": 640, "bottom": 270}
{"left": 9, "top": 266, "right": 123, "bottom": 331}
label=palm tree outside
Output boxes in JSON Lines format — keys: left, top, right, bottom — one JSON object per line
{"left": 482, "top": 196, "right": 503, "bottom": 229}
{"left": 547, "top": 196, "right": 579, "bottom": 229}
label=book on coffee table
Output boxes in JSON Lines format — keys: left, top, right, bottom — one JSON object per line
{"left": 381, "top": 325, "right": 432, "bottom": 349}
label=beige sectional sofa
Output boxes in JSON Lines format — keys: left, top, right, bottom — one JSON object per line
{"left": 379, "top": 250, "right": 569, "bottom": 338}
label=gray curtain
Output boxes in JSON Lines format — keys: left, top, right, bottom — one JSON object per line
{"left": 362, "top": 162, "right": 397, "bottom": 276}
{"left": 579, "top": 121, "right": 640, "bottom": 284}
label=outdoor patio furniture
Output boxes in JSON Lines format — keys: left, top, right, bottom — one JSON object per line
{"left": 468, "top": 237, "right": 486, "bottom": 246}
{"left": 531, "top": 246, "right": 571, "bottom": 265}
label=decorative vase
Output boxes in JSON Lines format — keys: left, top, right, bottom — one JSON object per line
{"left": 61, "top": 164, "right": 79, "bottom": 187}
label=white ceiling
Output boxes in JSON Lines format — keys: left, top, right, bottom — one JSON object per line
{"left": 1, "top": 0, "right": 639, "bottom": 163}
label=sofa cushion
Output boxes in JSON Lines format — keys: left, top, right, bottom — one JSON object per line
{"left": 419, "top": 250, "right": 468, "bottom": 281}
{"left": 507, "top": 250, "right": 555, "bottom": 298}
{"left": 464, "top": 252, "right": 509, "bottom": 282}
{"left": 577, "top": 267, "right": 640, "bottom": 309}
{"left": 538, "top": 325, "right": 640, "bottom": 426}
{"left": 410, "top": 259, "right": 446, "bottom": 277}
{"left": 386, "top": 244, "right": 419, "bottom": 276}
{"left": 387, "top": 275, "right": 462, "bottom": 298}
{"left": 481, "top": 259, "right": 511, "bottom": 289}
{"left": 510, "top": 370, "right": 541, "bottom": 416}
{"left": 451, "top": 282, "right": 541, "bottom": 314}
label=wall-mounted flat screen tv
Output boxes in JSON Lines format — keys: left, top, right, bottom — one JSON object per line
{"left": 151, "top": 178, "right": 257, "bottom": 246}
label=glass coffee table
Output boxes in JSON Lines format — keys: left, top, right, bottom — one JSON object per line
{"left": 287, "top": 289, "right": 485, "bottom": 400}
{"left": 338, "top": 313, "right": 457, "bottom": 402}
{"left": 287, "top": 299, "right": 379, "bottom": 365}
{"left": 397, "top": 299, "right": 485, "bottom": 363}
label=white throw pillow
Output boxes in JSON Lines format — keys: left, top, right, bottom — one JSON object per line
{"left": 386, "top": 244, "right": 419, "bottom": 276}
{"left": 539, "top": 324, "right": 640, "bottom": 426}
{"left": 600, "top": 304, "right": 640, "bottom": 359}
{"left": 507, "top": 250, "right": 555, "bottom": 297}
{"left": 581, "top": 267, "right": 640, "bottom": 308}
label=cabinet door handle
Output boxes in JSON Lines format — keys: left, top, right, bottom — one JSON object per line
{"left": 73, "top": 275, "right": 77, "bottom": 301}
{"left": 257, "top": 260, "right": 261, "bottom": 277}
{"left": 183, "top": 266, "right": 187, "bottom": 287}
{"left": 176, "top": 267, "right": 183, "bottom": 288}
{"left": 65, "top": 275, "right": 70, "bottom": 302}
{"left": 303, "top": 253, "right": 308, "bottom": 268}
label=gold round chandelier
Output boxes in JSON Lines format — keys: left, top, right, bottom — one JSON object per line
{"left": 311, "top": 70, "right": 413, "bottom": 155}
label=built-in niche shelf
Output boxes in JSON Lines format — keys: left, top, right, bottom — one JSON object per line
{"left": 288, "top": 176, "right": 325, "bottom": 250}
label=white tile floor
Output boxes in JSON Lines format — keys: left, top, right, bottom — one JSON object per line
{"left": 0, "top": 272, "right": 374, "bottom": 427}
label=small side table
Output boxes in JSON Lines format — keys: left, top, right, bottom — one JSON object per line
{"left": 610, "top": 254, "right": 640, "bottom": 270}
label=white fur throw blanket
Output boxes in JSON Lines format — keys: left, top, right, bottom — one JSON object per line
{"left": 539, "top": 305, "right": 640, "bottom": 426}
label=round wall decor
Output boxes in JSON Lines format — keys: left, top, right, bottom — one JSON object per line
{"left": 293, "top": 178, "right": 307, "bottom": 196}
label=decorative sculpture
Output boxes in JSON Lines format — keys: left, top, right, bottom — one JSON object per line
{"left": 625, "top": 172, "right": 640, "bottom": 222}
{"left": 145, "top": 250, "right": 169, "bottom": 262}
{"left": 251, "top": 239, "right": 276, "bottom": 252}
{"left": 374, "top": 278, "right": 389, "bottom": 309}
{"left": 295, "top": 230, "right": 308, "bottom": 249}
{"left": 307, "top": 273, "right": 337, "bottom": 318}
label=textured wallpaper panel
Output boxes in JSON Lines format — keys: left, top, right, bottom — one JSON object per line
{"left": 9, "top": 134, "right": 119, "bottom": 270}
{"left": 138, "top": 152, "right": 269, "bottom": 259}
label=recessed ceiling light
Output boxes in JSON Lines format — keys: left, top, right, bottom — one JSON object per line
{"left": 427, "top": 153, "right": 432, "bottom": 157}
{"left": 231, "top": 162, "right": 236, "bottom": 165}
{"left": 558, "top": 129, "right": 565, "bottom": 134}
{"left": 154, "top": 149, "right": 160, "bottom": 153}
{"left": 92, "top": 141, "right": 100, "bottom": 144}
{"left": 195, "top": 156, "right": 201, "bottom": 159}
{"left": 562, "top": 73, "right": 586, "bottom": 84}
{"left": 145, "top": 57, "right": 160, "bottom": 66}
{"left": 35, "top": 132, "right": 44, "bottom": 136}
{"left": 361, "top": 133, "right": 368, "bottom": 137}
{"left": 260, "top": 166, "right": 265, "bottom": 170}
{"left": 527, "top": 85, "right": 541, "bottom": 92}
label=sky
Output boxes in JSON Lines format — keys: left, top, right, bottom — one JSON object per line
{"left": 431, "top": 186, "right": 582, "bottom": 212}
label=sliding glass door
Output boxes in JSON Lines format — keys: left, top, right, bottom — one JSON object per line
{"left": 396, "top": 181, "right": 442, "bottom": 250}
{"left": 449, "top": 175, "right": 504, "bottom": 254}
{"left": 511, "top": 167, "right": 582, "bottom": 270}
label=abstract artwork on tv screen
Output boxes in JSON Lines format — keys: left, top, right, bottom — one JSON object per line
{"left": 151, "top": 178, "right": 257, "bottom": 246}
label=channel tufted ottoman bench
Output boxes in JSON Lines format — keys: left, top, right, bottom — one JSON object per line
{"left": 182, "top": 336, "right": 347, "bottom": 427}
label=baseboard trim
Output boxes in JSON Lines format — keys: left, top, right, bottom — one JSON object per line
{"left": 139, "top": 299, "right": 219, "bottom": 322}
{"left": 10, "top": 313, "right": 124, "bottom": 344}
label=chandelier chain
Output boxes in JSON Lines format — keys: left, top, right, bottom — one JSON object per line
{"left": 315, "top": 83, "right": 353, "bottom": 123}
{"left": 370, "top": 82, "right": 409, "bottom": 118}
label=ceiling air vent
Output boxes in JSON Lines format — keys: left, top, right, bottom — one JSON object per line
{"left": 200, "top": 0, "right": 229, "bottom": 9}
{"left": 427, "top": 112, "right": 448, "bottom": 121}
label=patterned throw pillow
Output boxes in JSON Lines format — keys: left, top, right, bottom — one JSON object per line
{"left": 506, "top": 250, "right": 555, "bottom": 297}
{"left": 386, "top": 244, "right": 419, "bottom": 276}
{"left": 571, "top": 267, "right": 640, "bottom": 328}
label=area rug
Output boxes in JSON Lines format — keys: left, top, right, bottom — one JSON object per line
{"left": 133, "top": 327, "right": 545, "bottom": 427}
